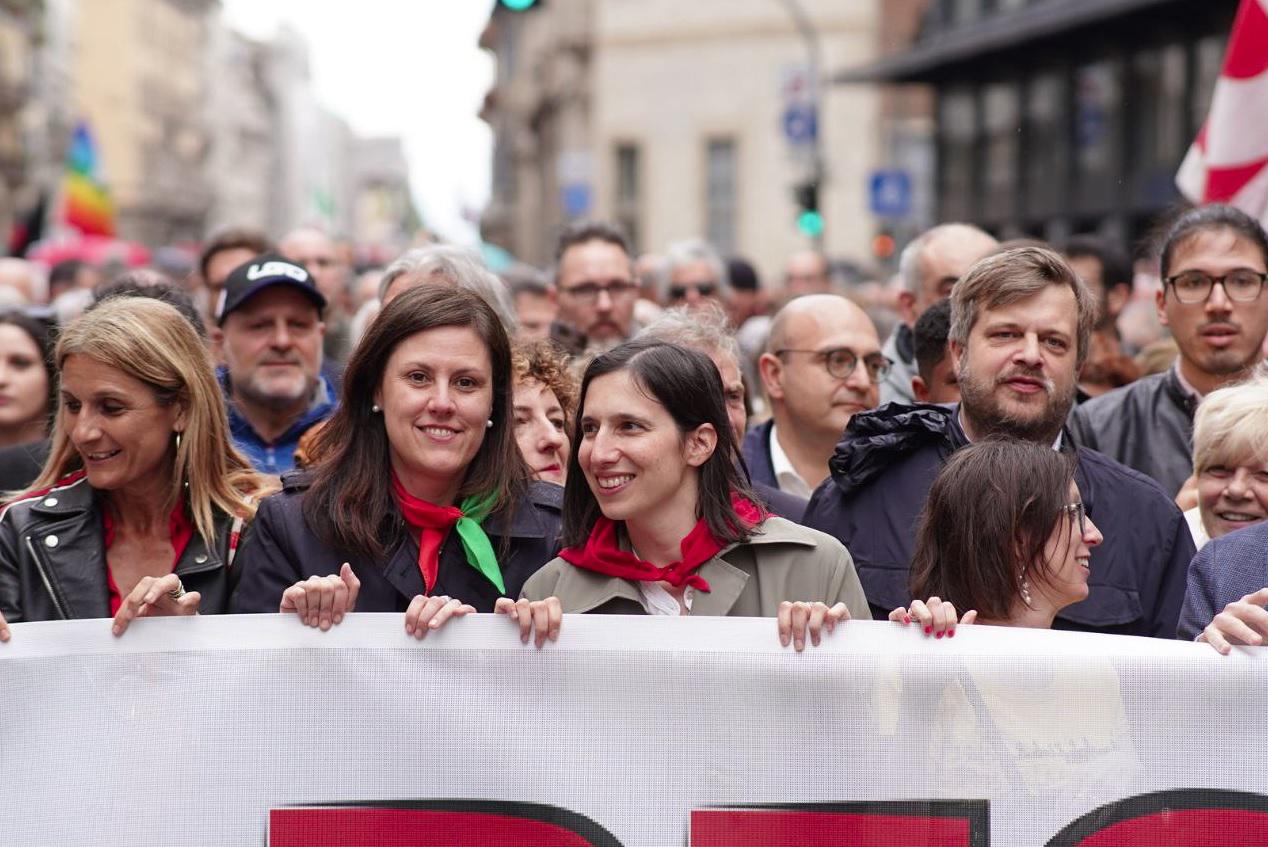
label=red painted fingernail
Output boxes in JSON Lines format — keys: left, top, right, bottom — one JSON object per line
{"left": 935, "top": 630, "right": 944, "bottom": 639}
{"left": 924, "top": 625, "right": 933, "bottom": 634}
{"left": 948, "top": 629, "right": 955, "bottom": 638}
{"left": 903, "top": 614, "right": 911, "bottom": 624}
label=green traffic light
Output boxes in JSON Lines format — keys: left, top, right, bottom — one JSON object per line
{"left": 500, "top": 0, "right": 538, "bottom": 9}
{"left": 797, "top": 210, "right": 824, "bottom": 237}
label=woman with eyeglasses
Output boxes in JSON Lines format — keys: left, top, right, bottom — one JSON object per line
{"left": 889, "top": 438, "right": 1104, "bottom": 634}
{"left": 498, "top": 338, "right": 871, "bottom": 651}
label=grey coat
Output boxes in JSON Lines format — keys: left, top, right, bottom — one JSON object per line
{"left": 520, "top": 516, "right": 872, "bottom": 619}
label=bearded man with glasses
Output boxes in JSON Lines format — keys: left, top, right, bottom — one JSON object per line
{"left": 550, "top": 220, "right": 641, "bottom": 355}
{"left": 804, "top": 245, "right": 1195, "bottom": 639}
{"left": 1070, "top": 205, "right": 1268, "bottom": 498}
{"left": 746, "top": 295, "right": 887, "bottom": 499}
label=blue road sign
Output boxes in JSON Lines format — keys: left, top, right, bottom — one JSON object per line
{"left": 561, "top": 182, "right": 592, "bottom": 217}
{"left": 782, "top": 106, "right": 817, "bottom": 145}
{"left": 869, "top": 169, "right": 912, "bottom": 219}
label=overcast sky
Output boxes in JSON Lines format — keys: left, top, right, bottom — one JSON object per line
{"left": 221, "top": 0, "right": 496, "bottom": 245}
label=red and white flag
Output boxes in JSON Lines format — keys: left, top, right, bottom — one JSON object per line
{"left": 1176, "top": 0, "right": 1268, "bottom": 222}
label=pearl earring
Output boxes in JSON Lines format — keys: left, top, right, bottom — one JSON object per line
{"left": 371, "top": 404, "right": 381, "bottom": 413}
{"left": 1019, "top": 573, "right": 1033, "bottom": 607}
{"left": 486, "top": 419, "right": 494, "bottom": 429}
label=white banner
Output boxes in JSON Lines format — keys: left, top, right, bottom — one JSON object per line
{"left": 1, "top": 615, "right": 1266, "bottom": 846}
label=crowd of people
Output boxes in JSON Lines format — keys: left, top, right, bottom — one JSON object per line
{"left": 0, "top": 206, "right": 1266, "bottom": 656}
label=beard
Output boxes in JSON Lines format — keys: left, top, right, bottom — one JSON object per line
{"left": 957, "top": 358, "right": 1076, "bottom": 443}
{"left": 234, "top": 366, "right": 316, "bottom": 411}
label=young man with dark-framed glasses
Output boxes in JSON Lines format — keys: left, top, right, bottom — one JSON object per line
{"left": 1071, "top": 205, "right": 1268, "bottom": 498}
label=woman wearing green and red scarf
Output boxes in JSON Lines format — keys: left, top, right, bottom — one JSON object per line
{"left": 502, "top": 339, "right": 870, "bottom": 650}
{"left": 231, "top": 286, "right": 562, "bottom": 631}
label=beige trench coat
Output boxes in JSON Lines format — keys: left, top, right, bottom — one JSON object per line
{"left": 520, "top": 516, "right": 872, "bottom": 619}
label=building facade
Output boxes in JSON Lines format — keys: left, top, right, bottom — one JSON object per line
{"left": 479, "top": 1, "right": 594, "bottom": 268}
{"left": 842, "top": 0, "right": 1239, "bottom": 251}
{"left": 71, "top": 0, "right": 216, "bottom": 245}
{"left": 480, "top": 0, "right": 881, "bottom": 282}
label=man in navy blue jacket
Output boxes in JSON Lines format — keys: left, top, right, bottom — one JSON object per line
{"left": 805, "top": 246, "right": 1195, "bottom": 638}
{"left": 1179, "top": 521, "right": 1268, "bottom": 646}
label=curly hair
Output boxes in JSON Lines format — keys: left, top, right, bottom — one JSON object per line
{"left": 511, "top": 339, "right": 577, "bottom": 420}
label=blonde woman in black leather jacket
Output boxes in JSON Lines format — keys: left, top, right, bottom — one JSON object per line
{"left": 0, "top": 297, "right": 271, "bottom": 640}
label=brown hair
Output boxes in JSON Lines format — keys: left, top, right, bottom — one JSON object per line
{"left": 303, "top": 285, "right": 528, "bottom": 561}
{"left": 198, "top": 227, "right": 271, "bottom": 281}
{"left": 949, "top": 245, "right": 1097, "bottom": 367}
{"left": 511, "top": 339, "right": 577, "bottom": 421}
{"left": 910, "top": 439, "right": 1078, "bottom": 620}
{"left": 562, "top": 338, "right": 758, "bottom": 548}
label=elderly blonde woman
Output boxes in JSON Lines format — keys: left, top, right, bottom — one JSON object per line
{"left": 0, "top": 298, "right": 271, "bottom": 642}
{"left": 1184, "top": 365, "right": 1268, "bottom": 550}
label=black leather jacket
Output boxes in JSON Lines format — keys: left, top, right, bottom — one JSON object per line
{"left": 0, "top": 472, "right": 243, "bottom": 622}
{"left": 1067, "top": 368, "right": 1197, "bottom": 497}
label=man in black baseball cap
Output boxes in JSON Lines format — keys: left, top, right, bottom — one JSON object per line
{"left": 211, "top": 253, "right": 336, "bottom": 475}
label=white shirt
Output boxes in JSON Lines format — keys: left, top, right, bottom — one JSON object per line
{"left": 630, "top": 542, "right": 695, "bottom": 615}
{"left": 768, "top": 424, "right": 814, "bottom": 499}
{"left": 1183, "top": 506, "right": 1210, "bottom": 551}
{"left": 637, "top": 581, "right": 695, "bottom": 616}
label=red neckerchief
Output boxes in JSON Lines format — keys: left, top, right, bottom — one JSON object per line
{"left": 390, "top": 471, "right": 461, "bottom": 593}
{"left": 103, "top": 499, "right": 195, "bottom": 615}
{"left": 559, "top": 493, "right": 765, "bottom": 592}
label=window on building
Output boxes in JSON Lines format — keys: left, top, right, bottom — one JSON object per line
{"left": 614, "top": 143, "right": 641, "bottom": 253}
{"left": 705, "top": 138, "right": 737, "bottom": 257}
{"left": 1023, "top": 67, "right": 1067, "bottom": 219}
{"left": 982, "top": 81, "right": 1019, "bottom": 223}
{"left": 1073, "top": 58, "right": 1124, "bottom": 212}
{"left": 1130, "top": 44, "right": 1186, "bottom": 208}
{"left": 938, "top": 87, "right": 976, "bottom": 221}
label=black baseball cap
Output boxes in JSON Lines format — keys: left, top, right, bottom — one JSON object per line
{"left": 215, "top": 252, "right": 327, "bottom": 325}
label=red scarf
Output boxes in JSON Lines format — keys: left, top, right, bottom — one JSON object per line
{"left": 559, "top": 493, "right": 764, "bottom": 592}
{"left": 391, "top": 472, "right": 462, "bottom": 593}
{"left": 103, "top": 499, "right": 195, "bottom": 615}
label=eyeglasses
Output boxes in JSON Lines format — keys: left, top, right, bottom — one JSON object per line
{"left": 1060, "top": 501, "right": 1087, "bottom": 535}
{"left": 668, "top": 281, "right": 718, "bottom": 300}
{"left": 1164, "top": 269, "right": 1267, "bottom": 304}
{"left": 560, "top": 280, "right": 639, "bottom": 305}
{"left": 774, "top": 347, "right": 893, "bottom": 382}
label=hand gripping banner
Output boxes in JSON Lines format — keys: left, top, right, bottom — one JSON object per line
{"left": 0, "top": 615, "right": 1264, "bottom": 845}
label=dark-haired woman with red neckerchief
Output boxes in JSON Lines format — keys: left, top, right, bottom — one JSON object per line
{"left": 501, "top": 339, "right": 871, "bottom": 650}
{"left": 231, "top": 286, "right": 562, "bottom": 633}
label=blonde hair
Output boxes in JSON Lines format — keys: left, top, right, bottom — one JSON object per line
{"left": 25, "top": 298, "right": 270, "bottom": 550}
{"left": 1193, "top": 363, "right": 1268, "bottom": 475}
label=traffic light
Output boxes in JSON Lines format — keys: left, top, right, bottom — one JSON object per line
{"left": 499, "top": 0, "right": 541, "bottom": 9}
{"left": 794, "top": 180, "right": 823, "bottom": 238}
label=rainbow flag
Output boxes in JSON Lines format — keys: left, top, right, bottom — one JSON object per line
{"left": 61, "top": 122, "right": 115, "bottom": 236}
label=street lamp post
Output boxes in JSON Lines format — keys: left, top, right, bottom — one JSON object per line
{"left": 777, "top": 0, "right": 825, "bottom": 250}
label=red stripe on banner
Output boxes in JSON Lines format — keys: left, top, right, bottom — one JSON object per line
{"left": 1203, "top": 155, "right": 1268, "bottom": 201}
{"left": 1223, "top": 0, "right": 1268, "bottom": 80}
{"left": 690, "top": 810, "right": 972, "bottom": 846}
{"left": 1071, "top": 808, "right": 1268, "bottom": 846}
{"left": 269, "top": 808, "right": 603, "bottom": 847}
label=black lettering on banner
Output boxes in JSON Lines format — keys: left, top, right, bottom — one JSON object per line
{"left": 691, "top": 800, "right": 990, "bottom": 846}
{"left": 1045, "top": 788, "right": 1268, "bottom": 847}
